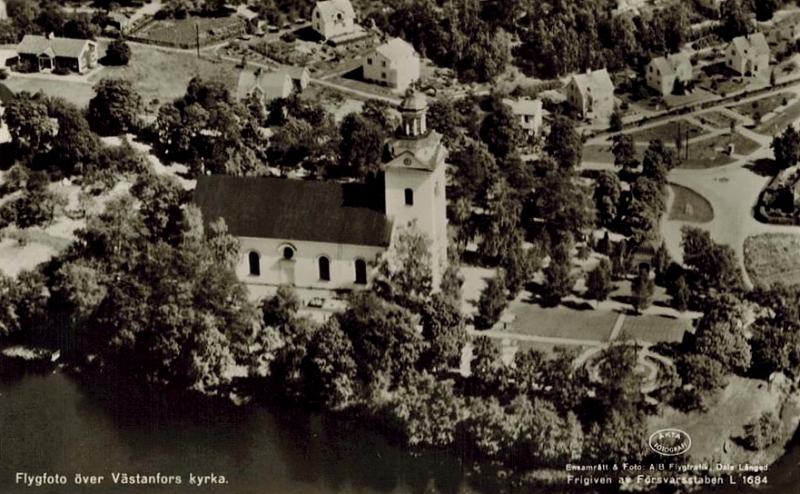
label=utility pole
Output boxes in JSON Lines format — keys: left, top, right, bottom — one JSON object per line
{"left": 196, "top": 22, "right": 200, "bottom": 58}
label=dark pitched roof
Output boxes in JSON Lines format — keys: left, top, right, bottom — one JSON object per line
{"left": 0, "top": 83, "right": 13, "bottom": 105}
{"left": 17, "top": 34, "right": 94, "bottom": 59}
{"left": 194, "top": 175, "right": 393, "bottom": 247}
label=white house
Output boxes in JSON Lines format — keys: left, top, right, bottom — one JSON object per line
{"left": 363, "top": 38, "right": 420, "bottom": 92}
{"left": 194, "top": 91, "right": 449, "bottom": 292}
{"left": 646, "top": 53, "right": 693, "bottom": 96}
{"left": 566, "top": 68, "right": 615, "bottom": 120}
{"left": 17, "top": 34, "right": 98, "bottom": 74}
{"left": 236, "top": 69, "right": 293, "bottom": 104}
{"left": 725, "top": 33, "right": 770, "bottom": 77}
{"left": 311, "top": 0, "right": 356, "bottom": 41}
{"left": 502, "top": 98, "right": 543, "bottom": 135}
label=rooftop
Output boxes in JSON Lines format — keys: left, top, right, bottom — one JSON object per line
{"left": 375, "top": 38, "right": 416, "bottom": 62}
{"left": 570, "top": 68, "right": 614, "bottom": 97}
{"left": 194, "top": 175, "right": 393, "bottom": 247}
{"left": 17, "top": 34, "right": 94, "bottom": 59}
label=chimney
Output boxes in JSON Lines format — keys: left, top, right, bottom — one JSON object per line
{"left": 47, "top": 32, "right": 55, "bottom": 40}
{"left": 586, "top": 68, "right": 592, "bottom": 75}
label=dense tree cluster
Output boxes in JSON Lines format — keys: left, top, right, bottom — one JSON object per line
{"left": 1, "top": 0, "right": 101, "bottom": 45}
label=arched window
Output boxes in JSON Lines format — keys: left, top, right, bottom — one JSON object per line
{"left": 355, "top": 259, "right": 367, "bottom": 284}
{"left": 404, "top": 188, "right": 414, "bottom": 206}
{"left": 283, "top": 247, "right": 294, "bottom": 260}
{"left": 319, "top": 256, "right": 330, "bottom": 281}
{"left": 248, "top": 251, "right": 260, "bottom": 276}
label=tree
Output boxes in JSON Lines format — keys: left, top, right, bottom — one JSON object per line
{"left": 542, "top": 238, "right": 573, "bottom": 307}
{"left": 269, "top": 117, "right": 317, "bottom": 175}
{"left": 676, "top": 354, "right": 729, "bottom": 395}
{"left": 339, "top": 113, "right": 385, "bottom": 178}
{"left": 681, "top": 226, "right": 744, "bottom": 293}
{"left": 48, "top": 99, "right": 101, "bottom": 176}
{"left": 501, "top": 239, "right": 540, "bottom": 298}
{"left": 754, "top": 0, "right": 781, "bottom": 22}
{"left": 719, "top": 0, "right": 752, "bottom": 41}
{"left": 545, "top": 116, "right": 582, "bottom": 170}
{"left": 448, "top": 137, "right": 499, "bottom": 204}
{"left": 261, "top": 285, "right": 301, "bottom": 328}
{"left": 130, "top": 174, "right": 185, "bottom": 244}
{"left": 609, "top": 108, "right": 623, "bottom": 132}
{"left": 299, "top": 318, "right": 358, "bottom": 410}
{"left": 585, "top": 258, "right": 613, "bottom": 308}
{"left": 673, "top": 275, "right": 689, "bottom": 312}
{"left": 771, "top": 126, "right": 800, "bottom": 170}
{"left": 596, "top": 231, "right": 611, "bottom": 256}
{"left": 475, "top": 275, "right": 507, "bottom": 330}
{"left": 593, "top": 170, "right": 622, "bottom": 228}
{"left": 336, "top": 292, "right": 425, "bottom": 385}
{"left": 361, "top": 99, "right": 396, "bottom": 132}
{"left": 104, "top": 39, "right": 132, "bottom": 66}
{"left": 631, "top": 268, "right": 654, "bottom": 313}
{"left": 3, "top": 93, "right": 56, "bottom": 156}
{"left": 611, "top": 133, "right": 638, "bottom": 178}
{"left": 476, "top": 180, "right": 524, "bottom": 260}
{"left": 694, "top": 306, "right": 752, "bottom": 374}
{"left": 641, "top": 140, "right": 676, "bottom": 184}
{"left": 385, "top": 372, "right": 464, "bottom": 448}
{"left": 467, "top": 336, "right": 508, "bottom": 397}
{"left": 0, "top": 270, "right": 21, "bottom": 336}
{"left": 426, "top": 98, "right": 461, "bottom": 145}
{"left": 87, "top": 78, "right": 143, "bottom": 135}
{"left": 584, "top": 406, "right": 648, "bottom": 464}
{"left": 742, "top": 411, "right": 783, "bottom": 450}
{"left": 749, "top": 318, "right": 800, "bottom": 379}
{"left": 61, "top": 14, "right": 98, "bottom": 40}
{"left": 480, "top": 101, "right": 523, "bottom": 160}
{"left": 373, "top": 221, "right": 434, "bottom": 310}
{"left": 419, "top": 294, "right": 467, "bottom": 372}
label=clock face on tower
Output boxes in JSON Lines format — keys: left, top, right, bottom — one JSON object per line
{"left": 403, "top": 157, "right": 412, "bottom": 166}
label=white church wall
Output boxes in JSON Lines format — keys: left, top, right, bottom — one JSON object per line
{"left": 236, "top": 236, "right": 385, "bottom": 290}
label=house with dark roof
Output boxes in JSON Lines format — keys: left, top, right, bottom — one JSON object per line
{"left": 193, "top": 91, "right": 449, "bottom": 291}
{"left": 646, "top": 53, "right": 693, "bottom": 97}
{"left": 725, "top": 32, "right": 770, "bottom": 77}
{"left": 17, "top": 34, "right": 98, "bottom": 74}
{"left": 363, "top": 38, "right": 420, "bottom": 92}
{"left": 566, "top": 68, "right": 615, "bottom": 120}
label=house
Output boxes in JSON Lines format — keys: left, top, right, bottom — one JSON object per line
{"left": 646, "top": 53, "right": 693, "bottom": 96}
{"left": 725, "top": 33, "right": 770, "bottom": 77}
{"left": 768, "top": 23, "right": 800, "bottom": 45}
{"left": 0, "top": 49, "right": 17, "bottom": 76}
{"left": 502, "top": 98, "right": 543, "bottom": 135}
{"left": 282, "top": 66, "right": 311, "bottom": 92}
{"left": 17, "top": 34, "right": 98, "bottom": 74}
{"left": 566, "top": 68, "right": 615, "bottom": 120}
{"left": 194, "top": 91, "right": 449, "bottom": 291}
{"left": 363, "top": 38, "right": 420, "bottom": 92}
{"left": 311, "top": 0, "right": 356, "bottom": 41}
{"left": 236, "top": 69, "right": 294, "bottom": 104}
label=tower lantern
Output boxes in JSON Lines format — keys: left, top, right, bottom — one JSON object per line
{"left": 398, "top": 90, "right": 428, "bottom": 138}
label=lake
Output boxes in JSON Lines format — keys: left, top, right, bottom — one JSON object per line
{"left": 1, "top": 367, "right": 799, "bottom": 494}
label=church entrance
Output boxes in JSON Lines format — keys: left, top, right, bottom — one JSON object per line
{"left": 280, "top": 259, "right": 295, "bottom": 286}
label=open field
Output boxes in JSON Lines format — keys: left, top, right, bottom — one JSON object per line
{"left": 582, "top": 142, "right": 647, "bottom": 164}
{"left": 744, "top": 233, "right": 800, "bottom": 288}
{"left": 680, "top": 132, "right": 760, "bottom": 169}
{"left": 91, "top": 45, "right": 239, "bottom": 108}
{"left": 618, "top": 315, "right": 691, "bottom": 344}
{"left": 668, "top": 184, "right": 714, "bottom": 223}
{"left": 649, "top": 376, "right": 781, "bottom": 463}
{"left": 628, "top": 119, "right": 707, "bottom": 143}
{"left": 132, "top": 15, "right": 245, "bottom": 47}
{"left": 732, "top": 92, "right": 793, "bottom": 120}
{"left": 696, "top": 110, "right": 739, "bottom": 130}
{"left": 756, "top": 99, "right": 800, "bottom": 135}
{"left": 504, "top": 303, "right": 618, "bottom": 342}
{"left": 2, "top": 77, "right": 96, "bottom": 107}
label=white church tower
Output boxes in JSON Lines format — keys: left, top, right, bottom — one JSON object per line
{"left": 0, "top": 0, "right": 7, "bottom": 20}
{"left": 383, "top": 91, "right": 449, "bottom": 287}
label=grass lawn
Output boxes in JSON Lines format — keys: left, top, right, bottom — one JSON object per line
{"left": 504, "top": 303, "right": 618, "bottom": 342}
{"left": 134, "top": 15, "right": 245, "bottom": 47}
{"left": 2, "top": 76, "right": 96, "bottom": 107}
{"left": 92, "top": 45, "right": 239, "bottom": 109}
{"left": 628, "top": 119, "right": 707, "bottom": 144}
{"left": 680, "top": 132, "right": 761, "bottom": 169}
{"left": 669, "top": 184, "right": 714, "bottom": 223}
{"left": 756, "top": 99, "right": 800, "bottom": 135}
{"left": 696, "top": 110, "right": 739, "bottom": 130}
{"left": 744, "top": 233, "right": 800, "bottom": 288}
{"left": 582, "top": 142, "right": 646, "bottom": 165}
{"left": 618, "top": 315, "right": 691, "bottom": 343}
{"left": 648, "top": 376, "right": 780, "bottom": 463}
{"left": 732, "top": 92, "right": 793, "bottom": 120}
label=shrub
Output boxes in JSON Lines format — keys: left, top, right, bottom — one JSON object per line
{"left": 53, "top": 66, "right": 71, "bottom": 76}
{"left": 280, "top": 32, "right": 297, "bottom": 43}
{"left": 104, "top": 39, "right": 132, "bottom": 66}
{"left": 475, "top": 275, "right": 507, "bottom": 330}
{"left": 742, "top": 411, "right": 783, "bottom": 451}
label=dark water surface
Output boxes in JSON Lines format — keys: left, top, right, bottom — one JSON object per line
{"left": 1, "top": 368, "right": 799, "bottom": 494}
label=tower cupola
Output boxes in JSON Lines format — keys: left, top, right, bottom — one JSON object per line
{"left": 398, "top": 90, "right": 428, "bottom": 138}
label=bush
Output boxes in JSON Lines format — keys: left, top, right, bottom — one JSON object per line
{"left": 742, "top": 411, "right": 783, "bottom": 451}
{"left": 474, "top": 275, "right": 507, "bottom": 330}
{"left": 104, "top": 39, "right": 132, "bottom": 66}
{"left": 280, "top": 32, "right": 297, "bottom": 43}
{"left": 53, "top": 66, "right": 71, "bottom": 76}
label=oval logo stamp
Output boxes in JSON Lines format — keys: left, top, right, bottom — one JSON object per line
{"left": 648, "top": 429, "right": 692, "bottom": 456}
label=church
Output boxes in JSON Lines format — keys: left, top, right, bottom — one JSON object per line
{"left": 194, "top": 92, "right": 448, "bottom": 292}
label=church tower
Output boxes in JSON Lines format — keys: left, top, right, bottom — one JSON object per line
{"left": 383, "top": 91, "right": 448, "bottom": 287}
{"left": 0, "top": 0, "right": 7, "bottom": 21}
